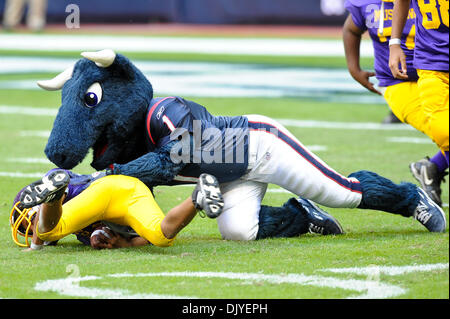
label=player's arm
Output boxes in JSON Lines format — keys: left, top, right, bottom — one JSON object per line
{"left": 22, "top": 221, "right": 45, "bottom": 252}
{"left": 343, "top": 14, "right": 382, "bottom": 95}
{"left": 389, "top": 0, "right": 411, "bottom": 80}
{"left": 160, "top": 197, "right": 198, "bottom": 239}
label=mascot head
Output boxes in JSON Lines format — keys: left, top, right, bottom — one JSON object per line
{"left": 39, "top": 50, "right": 153, "bottom": 170}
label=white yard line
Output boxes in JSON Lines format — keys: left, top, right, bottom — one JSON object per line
{"left": 6, "top": 157, "right": 52, "bottom": 164}
{"left": 322, "top": 263, "right": 449, "bottom": 276}
{"left": 0, "top": 34, "right": 374, "bottom": 57}
{"left": 277, "top": 118, "right": 414, "bottom": 131}
{"left": 1, "top": 105, "right": 413, "bottom": 131}
{"left": 387, "top": 137, "right": 432, "bottom": 144}
{"left": 0, "top": 105, "right": 57, "bottom": 116}
{"left": 0, "top": 171, "right": 45, "bottom": 178}
{"left": 36, "top": 263, "right": 449, "bottom": 299}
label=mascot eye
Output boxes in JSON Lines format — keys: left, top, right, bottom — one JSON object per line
{"left": 84, "top": 82, "right": 102, "bottom": 108}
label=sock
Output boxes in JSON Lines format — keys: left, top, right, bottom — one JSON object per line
{"left": 430, "top": 151, "right": 449, "bottom": 172}
{"left": 349, "top": 170, "right": 419, "bottom": 217}
{"left": 256, "top": 198, "right": 310, "bottom": 240}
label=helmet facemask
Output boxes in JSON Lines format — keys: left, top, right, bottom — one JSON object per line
{"left": 9, "top": 202, "right": 39, "bottom": 247}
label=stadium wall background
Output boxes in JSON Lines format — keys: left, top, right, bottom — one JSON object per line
{"left": 0, "top": 0, "right": 347, "bottom": 25}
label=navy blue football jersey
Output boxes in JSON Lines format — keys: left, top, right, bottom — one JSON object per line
{"left": 145, "top": 96, "right": 250, "bottom": 183}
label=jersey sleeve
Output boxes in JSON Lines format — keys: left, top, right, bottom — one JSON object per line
{"left": 344, "top": 0, "right": 367, "bottom": 32}
{"left": 147, "top": 97, "right": 193, "bottom": 148}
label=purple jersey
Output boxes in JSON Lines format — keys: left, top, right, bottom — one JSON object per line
{"left": 45, "top": 168, "right": 105, "bottom": 201}
{"left": 345, "top": 0, "right": 418, "bottom": 86}
{"left": 412, "top": 0, "right": 449, "bottom": 71}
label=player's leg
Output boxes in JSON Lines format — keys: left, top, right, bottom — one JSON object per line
{"left": 2, "top": 0, "right": 26, "bottom": 29}
{"left": 124, "top": 173, "right": 224, "bottom": 246}
{"left": 246, "top": 115, "right": 362, "bottom": 208}
{"left": 382, "top": 81, "right": 428, "bottom": 134}
{"left": 410, "top": 152, "right": 448, "bottom": 207}
{"left": 257, "top": 197, "right": 344, "bottom": 239}
{"left": 246, "top": 115, "right": 446, "bottom": 232}
{"left": 20, "top": 169, "right": 70, "bottom": 235}
{"left": 381, "top": 80, "right": 448, "bottom": 206}
{"left": 217, "top": 168, "right": 343, "bottom": 241}
{"left": 26, "top": 0, "right": 47, "bottom": 31}
{"left": 216, "top": 179, "right": 267, "bottom": 241}
{"left": 28, "top": 173, "right": 125, "bottom": 242}
{"left": 417, "top": 70, "right": 449, "bottom": 156}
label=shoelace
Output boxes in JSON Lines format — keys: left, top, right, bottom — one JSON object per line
{"left": 194, "top": 191, "right": 206, "bottom": 218}
{"left": 414, "top": 205, "right": 432, "bottom": 224}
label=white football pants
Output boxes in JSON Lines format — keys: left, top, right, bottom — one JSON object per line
{"left": 217, "top": 115, "right": 362, "bottom": 241}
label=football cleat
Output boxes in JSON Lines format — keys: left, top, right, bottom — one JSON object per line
{"left": 297, "top": 198, "right": 344, "bottom": 235}
{"left": 192, "top": 173, "right": 224, "bottom": 219}
{"left": 19, "top": 169, "right": 70, "bottom": 209}
{"left": 412, "top": 188, "right": 446, "bottom": 233}
{"left": 409, "top": 157, "right": 447, "bottom": 207}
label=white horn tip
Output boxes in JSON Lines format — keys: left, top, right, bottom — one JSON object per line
{"left": 37, "top": 65, "right": 74, "bottom": 91}
{"left": 81, "top": 49, "right": 116, "bottom": 68}
{"left": 37, "top": 80, "right": 61, "bottom": 91}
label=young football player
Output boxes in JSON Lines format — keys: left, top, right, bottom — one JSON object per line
{"left": 343, "top": 0, "right": 448, "bottom": 206}
{"left": 11, "top": 169, "right": 344, "bottom": 250}
{"left": 10, "top": 169, "right": 225, "bottom": 250}
{"left": 389, "top": 0, "right": 449, "bottom": 205}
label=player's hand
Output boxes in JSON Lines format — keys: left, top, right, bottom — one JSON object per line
{"left": 389, "top": 44, "right": 409, "bottom": 80}
{"left": 90, "top": 226, "right": 131, "bottom": 249}
{"left": 351, "top": 70, "right": 382, "bottom": 95}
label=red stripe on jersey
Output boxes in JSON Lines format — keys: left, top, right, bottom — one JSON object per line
{"left": 146, "top": 97, "right": 174, "bottom": 144}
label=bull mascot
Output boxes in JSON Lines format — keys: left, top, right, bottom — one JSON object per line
{"left": 38, "top": 50, "right": 446, "bottom": 240}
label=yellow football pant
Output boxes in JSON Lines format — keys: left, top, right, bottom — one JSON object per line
{"left": 417, "top": 69, "right": 449, "bottom": 152}
{"left": 36, "top": 175, "right": 174, "bottom": 247}
{"left": 383, "top": 81, "right": 426, "bottom": 134}
{"left": 383, "top": 71, "right": 449, "bottom": 152}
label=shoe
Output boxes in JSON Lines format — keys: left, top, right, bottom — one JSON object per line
{"left": 382, "top": 112, "right": 402, "bottom": 124}
{"left": 409, "top": 157, "right": 447, "bottom": 207}
{"left": 192, "top": 174, "right": 224, "bottom": 219}
{"left": 413, "top": 188, "right": 446, "bottom": 232}
{"left": 297, "top": 198, "right": 344, "bottom": 235}
{"left": 20, "top": 169, "right": 70, "bottom": 208}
